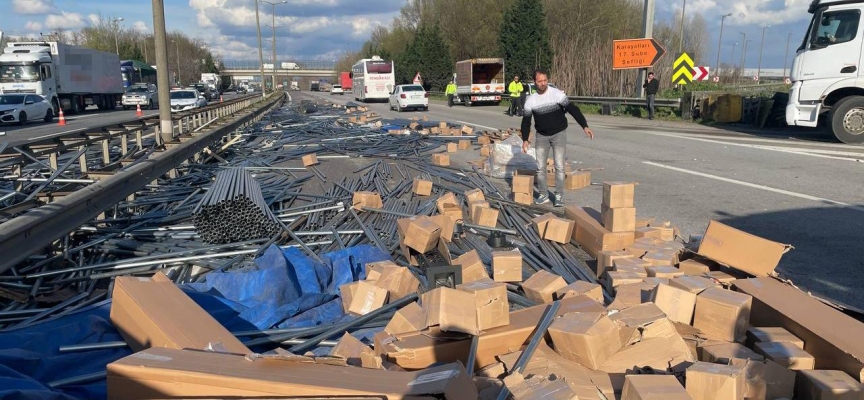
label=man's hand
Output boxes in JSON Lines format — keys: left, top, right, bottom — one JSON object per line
{"left": 584, "top": 127, "right": 594, "bottom": 139}
{"left": 522, "top": 141, "right": 530, "bottom": 154}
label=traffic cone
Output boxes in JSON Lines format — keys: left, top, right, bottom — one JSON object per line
{"left": 136, "top": 103, "right": 143, "bottom": 117}
{"left": 220, "top": 95, "right": 224, "bottom": 103}
{"left": 57, "top": 108, "right": 66, "bottom": 126}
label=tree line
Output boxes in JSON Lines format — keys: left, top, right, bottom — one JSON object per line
{"left": 336, "top": 0, "right": 709, "bottom": 96}
{"left": 3, "top": 15, "right": 221, "bottom": 87}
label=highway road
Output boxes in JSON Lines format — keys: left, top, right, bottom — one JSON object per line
{"left": 296, "top": 89, "right": 864, "bottom": 310}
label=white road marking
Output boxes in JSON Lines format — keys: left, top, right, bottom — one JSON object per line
{"left": 63, "top": 113, "right": 102, "bottom": 121}
{"left": 30, "top": 128, "right": 86, "bottom": 140}
{"left": 454, "top": 120, "right": 500, "bottom": 131}
{"left": 643, "top": 161, "right": 864, "bottom": 213}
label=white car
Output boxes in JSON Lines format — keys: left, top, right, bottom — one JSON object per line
{"left": 0, "top": 94, "right": 53, "bottom": 125}
{"left": 330, "top": 85, "right": 344, "bottom": 95}
{"left": 169, "top": 89, "right": 207, "bottom": 113}
{"left": 389, "top": 84, "right": 428, "bottom": 112}
{"left": 122, "top": 84, "right": 159, "bottom": 110}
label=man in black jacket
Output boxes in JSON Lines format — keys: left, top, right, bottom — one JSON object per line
{"left": 643, "top": 72, "right": 659, "bottom": 120}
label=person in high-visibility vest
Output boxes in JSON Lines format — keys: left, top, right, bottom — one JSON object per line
{"left": 445, "top": 80, "right": 457, "bottom": 107}
{"left": 507, "top": 75, "right": 523, "bottom": 116}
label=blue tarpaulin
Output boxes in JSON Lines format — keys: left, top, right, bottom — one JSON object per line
{"left": 0, "top": 244, "right": 391, "bottom": 400}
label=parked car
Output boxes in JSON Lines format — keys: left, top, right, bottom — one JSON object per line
{"left": 330, "top": 85, "right": 344, "bottom": 95}
{"left": 122, "top": 84, "right": 158, "bottom": 110}
{"left": 190, "top": 83, "right": 217, "bottom": 101}
{"left": 0, "top": 94, "right": 53, "bottom": 125}
{"left": 388, "top": 84, "right": 428, "bottom": 112}
{"left": 169, "top": 89, "right": 207, "bottom": 113}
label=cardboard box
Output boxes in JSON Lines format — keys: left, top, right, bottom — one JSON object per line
{"left": 678, "top": 259, "right": 712, "bottom": 275}
{"left": 512, "top": 174, "right": 535, "bottom": 195}
{"left": 512, "top": 192, "right": 533, "bottom": 205}
{"left": 492, "top": 250, "right": 522, "bottom": 282}
{"left": 398, "top": 216, "right": 442, "bottom": 253}
{"left": 669, "top": 275, "right": 718, "bottom": 294}
{"left": 651, "top": 284, "right": 697, "bottom": 325}
{"left": 432, "top": 153, "right": 450, "bottom": 166}
{"left": 693, "top": 287, "right": 752, "bottom": 342}
{"left": 454, "top": 280, "right": 510, "bottom": 334}
{"left": 473, "top": 206, "right": 499, "bottom": 228}
{"left": 635, "top": 226, "right": 674, "bottom": 241}
{"left": 385, "top": 302, "right": 428, "bottom": 336}
{"left": 461, "top": 125, "right": 473, "bottom": 135}
{"left": 439, "top": 121, "right": 448, "bottom": 129}
{"left": 436, "top": 192, "right": 459, "bottom": 214}
{"left": 734, "top": 278, "right": 864, "bottom": 382}
{"left": 468, "top": 200, "right": 490, "bottom": 221}
{"left": 331, "top": 332, "right": 378, "bottom": 368}
{"left": 533, "top": 213, "right": 576, "bottom": 244}
{"left": 447, "top": 142, "right": 458, "bottom": 153}
{"left": 614, "top": 257, "right": 652, "bottom": 276}
{"left": 686, "top": 362, "right": 746, "bottom": 400}
{"left": 432, "top": 287, "right": 486, "bottom": 335}
{"left": 797, "top": 370, "right": 863, "bottom": 400}
{"left": 730, "top": 358, "right": 796, "bottom": 400}
{"left": 607, "top": 282, "right": 654, "bottom": 310}
{"left": 608, "top": 303, "right": 667, "bottom": 345}
{"left": 421, "top": 287, "right": 445, "bottom": 327}
{"left": 602, "top": 181, "right": 635, "bottom": 208}
{"left": 480, "top": 145, "right": 490, "bottom": 156}
{"left": 603, "top": 207, "right": 636, "bottom": 233}
{"left": 753, "top": 341, "right": 815, "bottom": 370}
{"left": 746, "top": 326, "right": 804, "bottom": 349}
{"left": 604, "top": 271, "right": 645, "bottom": 293}
{"left": 705, "top": 271, "right": 736, "bottom": 284}
{"left": 451, "top": 250, "right": 489, "bottom": 283}
{"left": 109, "top": 274, "right": 250, "bottom": 354}
{"left": 647, "top": 265, "right": 684, "bottom": 279}
{"left": 366, "top": 260, "right": 398, "bottom": 281}
{"left": 548, "top": 312, "right": 622, "bottom": 369}
{"left": 340, "top": 281, "right": 360, "bottom": 313}
{"left": 555, "top": 281, "right": 603, "bottom": 303}
{"left": 412, "top": 178, "right": 433, "bottom": 196}
{"left": 621, "top": 375, "right": 691, "bottom": 400}
{"left": 565, "top": 205, "right": 636, "bottom": 258}
{"left": 600, "top": 318, "right": 695, "bottom": 373}
{"left": 458, "top": 139, "right": 471, "bottom": 150}
{"left": 302, "top": 153, "right": 318, "bottom": 167}
{"left": 107, "top": 347, "right": 477, "bottom": 400}
{"left": 697, "top": 220, "right": 791, "bottom": 277}
{"left": 352, "top": 191, "right": 383, "bottom": 211}
{"left": 521, "top": 270, "right": 567, "bottom": 303}
{"left": 430, "top": 215, "right": 456, "bottom": 243}
{"left": 565, "top": 172, "right": 591, "bottom": 191}
{"left": 348, "top": 281, "right": 389, "bottom": 315}
{"left": 642, "top": 250, "right": 680, "bottom": 266}
{"left": 375, "top": 265, "right": 420, "bottom": 301}
{"left": 699, "top": 342, "right": 765, "bottom": 363}
{"left": 464, "top": 188, "right": 485, "bottom": 203}
{"left": 597, "top": 250, "right": 635, "bottom": 278}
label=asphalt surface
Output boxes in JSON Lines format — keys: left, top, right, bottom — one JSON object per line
{"left": 0, "top": 93, "right": 245, "bottom": 146}
{"left": 295, "top": 89, "right": 864, "bottom": 310}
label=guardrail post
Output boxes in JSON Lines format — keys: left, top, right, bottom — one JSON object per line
{"left": 120, "top": 133, "right": 129, "bottom": 155}
{"left": 100, "top": 138, "right": 110, "bottom": 166}
{"left": 48, "top": 152, "right": 58, "bottom": 171}
{"left": 136, "top": 128, "right": 143, "bottom": 148}
{"left": 681, "top": 92, "right": 693, "bottom": 120}
{"left": 78, "top": 146, "right": 88, "bottom": 174}
{"left": 12, "top": 164, "right": 23, "bottom": 192}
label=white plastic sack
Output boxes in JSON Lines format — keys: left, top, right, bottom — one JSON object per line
{"left": 486, "top": 135, "right": 538, "bottom": 178}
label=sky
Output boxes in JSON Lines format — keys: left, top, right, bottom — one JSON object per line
{"left": 2, "top": 0, "right": 815, "bottom": 70}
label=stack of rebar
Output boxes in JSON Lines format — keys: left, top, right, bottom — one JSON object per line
{"left": 192, "top": 168, "right": 282, "bottom": 243}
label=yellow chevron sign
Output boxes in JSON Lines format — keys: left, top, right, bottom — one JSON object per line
{"left": 672, "top": 52, "right": 695, "bottom": 85}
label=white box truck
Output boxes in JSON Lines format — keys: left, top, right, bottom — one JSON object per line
{"left": 281, "top": 62, "right": 300, "bottom": 70}
{"left": 786, "top": 0, "right": 864, "bottom": 143}
{"left": 201, "top": 72, "right": 221, "bottom": 94}
{"left": 453, "top": 58, "right": 506, "bottom": 106}
{"left": 0, "top": 41, "right": 123, "bottom": 114}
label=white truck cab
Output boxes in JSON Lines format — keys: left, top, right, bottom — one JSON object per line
{"left": 787, "top": 0, "right": 864, "bottom": 143}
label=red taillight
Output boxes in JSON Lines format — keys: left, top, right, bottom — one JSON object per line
{"left": 400, "top": 94, "right": 406, "bottom": 99}
{"left": 424, "top": 93, "right": 429, "bottom": 98}
{"left": 364, "top": 86, "right": 368, "bottom": 93}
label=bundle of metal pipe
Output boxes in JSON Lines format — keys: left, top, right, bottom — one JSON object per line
{"left": 192, "top": 167, "right": 282, "bottom": 244}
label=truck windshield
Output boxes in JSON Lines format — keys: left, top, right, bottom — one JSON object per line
{"left": 810, "top": 9, "right": 860, "bottom": 48}
{"left": 0, "top": 65, "right": 40, "bottom": 83}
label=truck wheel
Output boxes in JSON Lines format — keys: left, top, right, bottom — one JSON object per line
{"left": 71, "top": 97, "right": 81, "bottom": 114}
{"left": 830, "top": 96, "right": 864, "bottom": 143}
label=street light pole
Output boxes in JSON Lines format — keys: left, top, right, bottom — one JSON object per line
{"left": 678, "top": 0, "right": 687, "bottom": 53}
{"left": 715, "top": 13, "right": 732, "bottom": 78}
{"left": 783, "top": 32, "right": 793, "bottom": 79}
{"left": 254, "top": 0, "right": 266, "bottom": 100}
{"left": 150, "top": 0, "right": 173, "bottom": 145}
{"left": 262, "top": 1, "right": 286, "bottom": 91}
{"left": 757, "top": 25, "right": 770, "bottom": 83}
{"left": 113, "top": 17, "right": 124, "bottom": 56}
{"left": 172, "top": 40, "right": 180, "bottom": 85}
{"left": 636, "top": 0, "right": 655, "bottom": 98}
{"left": 730, "top": 42, "right": 737, "bottom": 74}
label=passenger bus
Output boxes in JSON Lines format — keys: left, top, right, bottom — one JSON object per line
{"left": 351, "top": 56, "right": 395, "bottom": 102}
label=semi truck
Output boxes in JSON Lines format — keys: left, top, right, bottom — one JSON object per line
{"left": 340, "top": 71, "right": 352, "bottom": 91}
{"left": 200, "top": 73, "right": 221, "bottom": 94}
{"left": 290, "top": 81, "right": 300, "bottom": 91}
{"left": 120, "top": 60, "right": 156, "bottom": 88}
{"left": 452, "top": 58, "right": 505, "bottom": 106}
{"left": 786, "top": 0, "right": 864, "bottom": 143}
{"left": 0, "top": 41, "right": 123, "bottom": 114}
{"left": 310, "top": 80, "right": 320, "bottom": 92}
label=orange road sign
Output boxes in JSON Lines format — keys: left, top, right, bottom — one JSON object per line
{"left": 612, "top": 38, "right": 666, "bottom": 70}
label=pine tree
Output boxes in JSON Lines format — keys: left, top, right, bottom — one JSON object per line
{"left": 397, "top": 24, "right": 454, "bottom": 91}
{"left": 499, "top": 0, "right": 554, "bottom": 82}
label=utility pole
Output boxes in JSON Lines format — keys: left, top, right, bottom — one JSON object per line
{"left": 637, "top": 0, "right": 655, "bottom": 98}
{"left": 151, "top": 0, "right": 173, "bottom": 145}
{"left": 263, "top": 1, "right": 286, "bottom": 91}
{"left": 113, "top": 17, "right": 124, "bottom": 56}
{"left": 678, "top": 0, "right": 687, "bottom": 53}
{"left": 172, "top": 40, "right": 181, "bottom": 85}
{"left": 757, "top": 25, "right": 770, "bottom": 84}
{"left": 255, "top": 0, "right": 266, "bottom": 100}
{"left": 783, "top": 32, "right": 793, "bottom": 79}
{"left": 715, "top": 13, "right": 732, "bottom": 80}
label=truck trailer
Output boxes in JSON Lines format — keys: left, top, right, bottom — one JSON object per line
{"left": 340, "top": 71, "right": 352, "bottom": 91}
{"left": 0, "top": 41, "right": 123, "bottom": 114}
{"left": 453, "top": 58, "right": 505, "bottom": 106}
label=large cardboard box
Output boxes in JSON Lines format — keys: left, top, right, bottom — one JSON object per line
{"left": 697, "top": 220, "right": 791, "bottom": 277}
{"left": 412, "top": 178, "right": 433, "bottom": 196}
{"left": 331, "top": 332, "right": 378, "bottom": 368}
{"left": 492, "top": 250, "right": 523, "bottom": 282}
{"left": 555, "top": 281, "right": 604, "bottom": 304}
{"left": 436, "top": 192, "right": 459, "bottom": 214}
{"left": 602, "top": 182, "right": 635, "bottom": 208}
{"left": 533, "top": 213, "right": 576, "bottom": 244}
{"left": 548, "top": 312, "right": 622, "bottom": 369}
{"left": 608, "top": 303, "right": 667, "bottom": 345}
{"left": 669, "top": 275, "right": 718, "bottom": 294}
{"left": 473, "top": 206, "right": 499, "bottom": 228}
{"left": 603, "top": 207, "right": 637, "bottom": 233}
{"left": 454, "top": 280, "right": 510, "bottom": 334}
{"left": 512, "top": 174, "right": 535, "bottom": 195}
{"left": 468, "top": 200, "right": 490, "bottom": 221}
{"left": 352, "top": 191, "right": 383, "bottom": 211}
{"left": 398, "top": 216, "right": 441, "bottom": 253}
{"left": 605, "top": 271, "right": 645, "bottom": 293}
{"left": 734, "top": 278, "right": 864, "bottom": 382}
{"left": 432, "top": 153, "right": 450, "bottom": 166}
{"left": 565, "top": 205, "right": 635, "bottom": 258}
{"left": 685, "top": 362, "right": 746, "bottom": 400}
{"left": 647, "top": 265, "right": 684, "bottom": 279}
{"left": 746, "top": 326, "right": 804, "bottom": 349}
{"left": 607, "top": 282, "right": 654, "bottom": 310}
{"left": 651, "top": 283, "right": 697, "bottom": 325}
{"left": 698, "top": 342, "right": 765, "bottom": 363}
{"left": 385, "top": 302, "right": 427, "bottom": 335}
{"left": 797, "top": 370, "right": 864, "bottom": 400}
{"left": 693, "top": 287, "right": 752, "bottom": 342}
{"left": 621, "top": 375, "right": 691, "bottom": 400}
{"left": 375, "top": 265, "right": 420, "bottom": 301}
{"left": 447, "top": 142, "right": 458, "bottom": 153}
{"left": 597, "top": 250, "right": 634, "bottom": 278}
{"left": 452, "top": 250, "right": 489, "bottom": 283}
{"left": 636, "top": 226, "right": 675, "bottom": 241}
{"left": 565, "top": 171, "right": 591, "bottom": 191}
{"left": 678, "top": 259, "right": 712, "bottom": 275}
{"left": 464, "top": 188, "right": 485, "bottom": 203}
{"left": 107, "top": 347, "right": 477, "bottom": 400}
{"left": 614, "top": 257, "right": 652, "bottom": 276}
{"left": 512, "top": 192, "right": 533, "bottom": 205}
{"left": 730, "top": 358, "right": 796, "bottom": 400}
{"left": 349, "top": 281, "right": 389, "bottom": 315}
{"left": 432, "top": 287, "right": 488, "bottom": 335}
{"left": 642, "top": 250, "right": 679, "bottom": 266}
{"left": 109, "top": 274, "right": 250, "bottom": 354}
{"left": 753, "top": 341, "right": 815, "bottom": 370}
{"left": 521, "top": 270, "right": 568, "bottom": 303}
{"left": 599, "top": 318, "right": 695, "bottom": 373}
{"left": 340, "top": 281, "right": 360, "bottom": 313}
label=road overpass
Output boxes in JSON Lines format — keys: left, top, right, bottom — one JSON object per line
{"left": 221, "top": 59, "right": 336, "bottom": 84}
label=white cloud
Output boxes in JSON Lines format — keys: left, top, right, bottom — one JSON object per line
{"left": 45, "top": 12, "right": 90, "bottom": 30}
{"left": 662, "top": 0, "right": 811, "bottom": 27}
{"left": 132, "top": 21, "right": 150, "bottom": 34}
{"left": 87, "top": 14, "right": 101, "bottom": 25}
{"left": 24, "top": 21, "right": 44, "bottom": 31}
{"left": 12, "top": 0, "right": 57, "bottom": 15}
